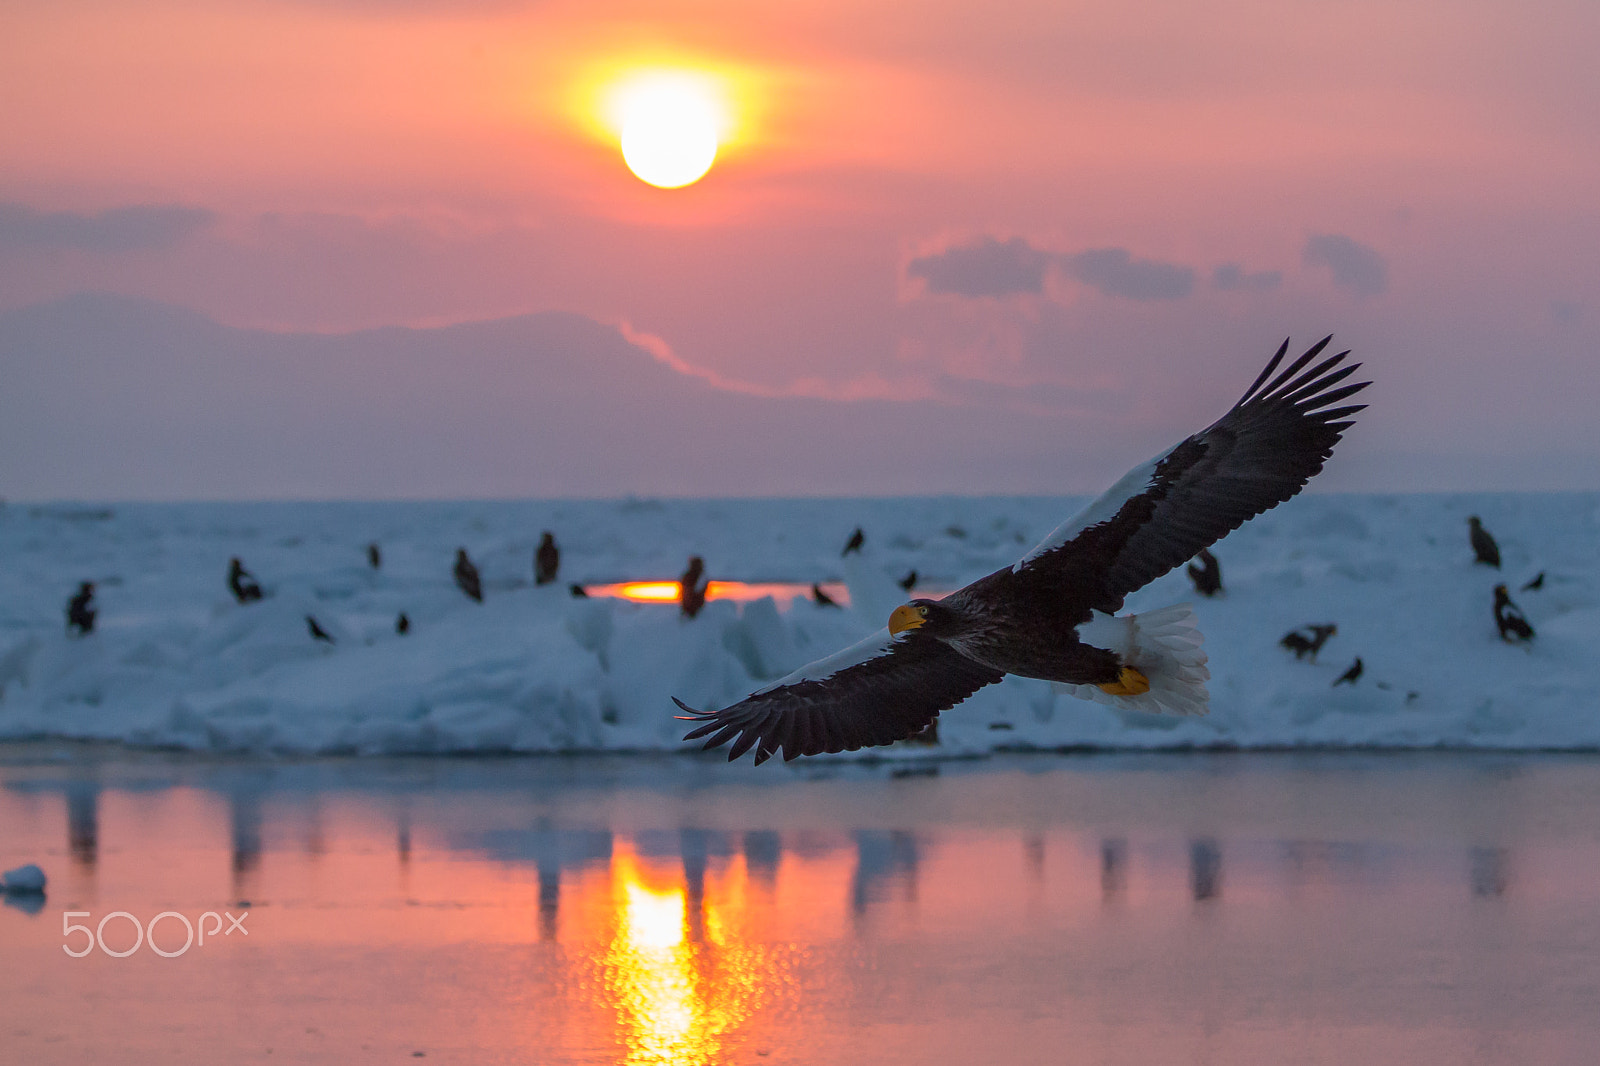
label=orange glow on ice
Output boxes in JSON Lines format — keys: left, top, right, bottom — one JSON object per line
{"left": 600, "top": 581, "right": 684, "bottom": 603}
{"left": 586, "top": 580, "right": 849, "bottom": 606}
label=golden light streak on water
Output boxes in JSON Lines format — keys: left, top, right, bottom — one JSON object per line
{"left": 598, "top": 850, "right": 778, "bottom": 1065}
{"left": 621, "top": 871, "right": 687, "bottom": 951}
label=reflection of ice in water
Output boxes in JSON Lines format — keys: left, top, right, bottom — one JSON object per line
{"left": 1024, "top": 832, "right": 1046, "bottom": 882}
{"left": 1101, "top": 837, "right": 1127, "bottom": 901}
{"left": 1469, "top": 845, "right": 1511, "bottom": 898}
{"left": 67, "top": 781, "right": 98, "bottom": 869}
{"left": 850, "top": 830, "right": 920, "bottom": 916}
{"left": 396, "top": 811, "right": 411, "bottom": 865}
{"left": 2, "top": 888, "right": 46, "bottom": 916}
{"left": 742, "top": 831, "right": 781, "bottom": 889}
{"left": 538, "top": 861, "right": 560, "bottom": 941}
{"left": 1190, "top": 838, "right": 1223, "bottom": 902}
{"left": 634, "top": 829, "right": 737, "bottom": 944}
{"left": 2, "top": 753, "right": 1596, "bottom": 1065}
{"left": 226, "top": 784, "right": 263, "bottom": 897}
{"left": 468, "top": 826, "right": 614, "bottom": 940}
{"left": 1278, "top": 839, "right": 1395, "bottom": 890}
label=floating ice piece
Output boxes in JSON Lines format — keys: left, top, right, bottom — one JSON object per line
{"left": 2, "top": 863, "right": 47, "bottom": 894}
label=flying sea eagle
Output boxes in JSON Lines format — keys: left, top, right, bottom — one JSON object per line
{"left": 676, "top": 337, "right": 1369, "bottom": 764}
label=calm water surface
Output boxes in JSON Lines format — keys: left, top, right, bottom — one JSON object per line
{"left": 2, "top": 745, "right": 1599, "bottom": 1065}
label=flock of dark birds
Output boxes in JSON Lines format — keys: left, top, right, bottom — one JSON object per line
{"left": 60, "top": 512, "right": 1549, "bottom": 668}
{"left": 63, "top": 532, "right": 580, "bottom": 646}
{"left": 58, "top": 495, "right": 1546, "bottom": 736}
{"left": 60, "top": 527, "right": 739, "bottom": 642}
{"left": 1178, "top": 512, "right": 1542, "bottom": 690}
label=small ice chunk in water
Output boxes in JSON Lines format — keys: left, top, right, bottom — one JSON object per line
{"left": 2, "top": 863, "right": 47, "bottom": 893}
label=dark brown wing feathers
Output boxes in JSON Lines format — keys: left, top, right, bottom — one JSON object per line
{"left": 676, "top": 631, "right": 1004, "bottom": 765}
{"left": 1023, "top": 336, "right": 1368, "bottom": 614}
{"left": 678, "top": 336, "right": 1367, "bottom": 763}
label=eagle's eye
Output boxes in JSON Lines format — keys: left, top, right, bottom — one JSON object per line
{"left": 916, "top": 605, "right": 929, "bottom": 617}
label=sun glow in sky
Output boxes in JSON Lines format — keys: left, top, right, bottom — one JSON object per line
{"left": 4, "top": 0, "right": 1600, "bottom": 497}
{"left": 608, "top": 71, "right": 729, "bottom": 187}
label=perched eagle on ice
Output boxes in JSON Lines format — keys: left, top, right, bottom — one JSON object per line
{"left": 676, "top": 337, "right": 1369, "bottom": 764}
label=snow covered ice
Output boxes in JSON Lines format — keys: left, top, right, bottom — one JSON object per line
{"left": 0, "top": 493, "right": 1596, "bottom": 756}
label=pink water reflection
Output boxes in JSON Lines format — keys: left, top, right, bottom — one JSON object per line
{"left": 3, "top": 751, "right": 1600, "bottom": 1064}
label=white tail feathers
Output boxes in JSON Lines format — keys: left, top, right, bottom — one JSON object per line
{"left": 1054, "top": 603, "right": 1211, "bottom": 716}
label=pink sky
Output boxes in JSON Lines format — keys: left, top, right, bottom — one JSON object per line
{"left": 3, "top": 0, "right": 1598, "bottom": 496}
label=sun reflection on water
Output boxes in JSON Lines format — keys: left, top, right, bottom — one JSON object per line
{"left": 599, "top": 852, "right": 772, "bottom": 1066}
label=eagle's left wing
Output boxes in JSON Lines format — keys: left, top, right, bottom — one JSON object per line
{"left": 1013, "top": 337, "right": 1368, "bottom": 614}
{"left": 676, "top": 627, "right": 1004, "bottom": 765}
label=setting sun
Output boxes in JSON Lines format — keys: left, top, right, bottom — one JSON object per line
{"left": 607, "top": 71, "right": 729, "bottom": 188}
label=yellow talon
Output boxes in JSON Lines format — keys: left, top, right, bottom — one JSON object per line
{"left": 1098, "top": 666, "right": 1150, "bottom": 697}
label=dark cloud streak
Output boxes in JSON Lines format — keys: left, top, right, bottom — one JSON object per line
{"left": 1303, "top": 234, "right": 1388, "bottom": 296}
{"left": 0, "top": 203, "right": 215, "bottom": 253}
{"left": 1061, "top": 248, "right": 1194, "bottom": 301}
{"left": 907, "top": 236, "right": 1051, "bottom": 297}
{"left": 908, "top": 238, "right": 1199, "bottom": 302}
{"left": 1212, "top": 262, "right": 1282, "bottom": 293}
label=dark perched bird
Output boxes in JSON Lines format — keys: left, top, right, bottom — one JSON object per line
{"left": 453, "top": 548, "right": 483, "bottom": 602}
{"left": 306, "top": 615, "right": 335, "bottom": 644}
{"left": 1280, "top": 623, "right": 1338, "bottom": 662}
{"left": 1332, "top": 657, "right": 1363, "bottom": 686}
{"left": 841, "top": 528, "right": 865, "bottom": 557}
{"left": 1467, "top": 516, "right": 1501, "bottom": 568}
{"left": 228, "top": 557, "right": 264, "bottom": 604}
{"left": 1521, "top": 571, "right": 1545, "bottom": 592}
{"left": 66, "top": 581, "right": 96, "bottom": 636}
{"left": 1493, "top": 584, "right": 1535, "bottom": 642}
{"left": 396, "top": 612, "right": 411, "bottom": 635}
{"left": 898, "top": 569, "right": 918, "bottom": 592}
{"left": 811, "top": 582, "right": 841, "bottom": 608}
{"left": 1280, "top": 631, "right": 1314, "bottom": 658}
{"left": 1186, "top": 548, "right": 1223, "bottom": 597}
{"left": 367, "top": 542, "right": 382, "bottom": 569}
{"left": 535, "top": 532, "right": 560, "bottom": 586}
{"left": 678, "top": 336, "right": 1369, "bottom": 764}
{"left": 679, "top": 556, "right": 708, "bottom": 619}
{"left": 568, "top": 583, "right": 589, "bottom": 598}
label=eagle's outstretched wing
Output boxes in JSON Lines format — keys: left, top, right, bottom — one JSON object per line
{"left": 1011, "top": 337, "right": 1368, "bottom": 615}
{"left": 679, "top": 337, "right": 1367, "bottom": 763}
{"left": 676, "top": 627, "right": 1003, "bottom": 765}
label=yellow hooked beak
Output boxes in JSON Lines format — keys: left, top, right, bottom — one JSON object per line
{"left": 888, "top": 603, "right": 926, "bottom": 636}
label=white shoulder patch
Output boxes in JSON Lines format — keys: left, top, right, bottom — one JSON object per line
{"left": 751, "top": 627, "right": 899, "bottom": 695}
{"left": 1013, "top": 451, "right": 1167, "bottom": 572}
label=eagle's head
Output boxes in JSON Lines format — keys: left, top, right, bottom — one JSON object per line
{"left": 888, "top": 598, "right": 955, "bottom": 636}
